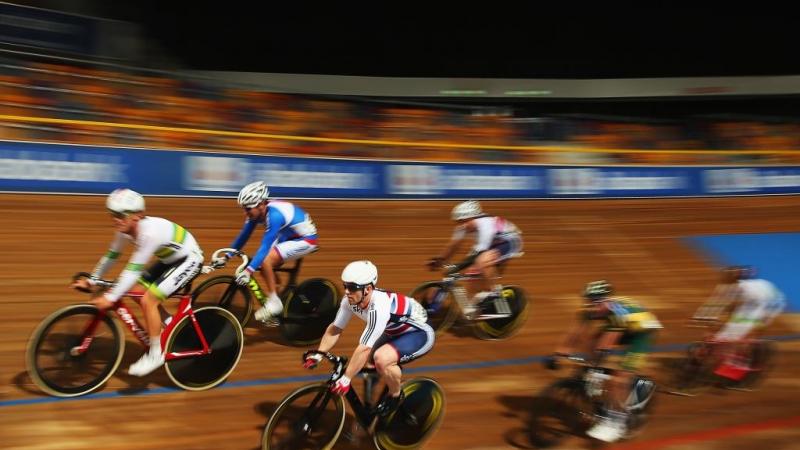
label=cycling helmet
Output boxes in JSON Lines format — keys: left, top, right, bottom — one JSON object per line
{"left": 341, "top": 260, "right": 379, "bottom": 288}
{"left": 451, "top": 200, "right": 483, "bottom": 221}
{"left": 584, "top": 280, "right": 612, "bottom": 301}
{"left": 237, "top": 181, "right": 269, "bottom": 208}
{"left": 106, "top": 188, "right": 145, "bottom": 214}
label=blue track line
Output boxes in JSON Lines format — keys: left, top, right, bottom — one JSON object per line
{"left": 4, "top": 333, "right": 799, "bottom": 409}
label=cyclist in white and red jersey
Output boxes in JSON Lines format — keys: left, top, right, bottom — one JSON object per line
{"left": 304, "top": 261, "right": 434, "bottom": 417}
{"left": 427, "top": 200, "right": 523, "bottom": 319}
{"left": 71, "top": 189, "right": 204, "bottom": 377}
{"left": 212, "top": 181, "right": 319, "bottom": 324}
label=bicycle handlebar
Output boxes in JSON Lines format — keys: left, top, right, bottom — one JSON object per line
{"left": 303, "top": 350, "right": 348, "bottom": 382}
{"left": 202, "top": 248, "right": 250, "bottom": 275}
{"left": 72, "top": 271, "right": 114, "bottom": 292}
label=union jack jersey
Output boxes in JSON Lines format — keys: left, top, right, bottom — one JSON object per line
{"left": 332, "top": 289, "right": 428, "bottom": 348}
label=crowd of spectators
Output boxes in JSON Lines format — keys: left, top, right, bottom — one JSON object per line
{"left": 1, "top": 57, "right": 799, "bottom": 164}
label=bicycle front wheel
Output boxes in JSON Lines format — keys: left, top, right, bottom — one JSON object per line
{"left": 262, "top": 383, "right": 346, "bottom": 450}
{"left": 409, "top": 281, "right": 459, "bottom": 335}
{"left": 473, "top": 285, "right": 529, "bottom": 340}
{"left": 191, "top": 275, "right": 253, "bottom": 327}
{"left": 374, "top": 377, "right": 446, "bottom": 450}
{"left": 281, "top": 278, "right": 339, "bottom": 346}
{"left": 529, "top": 378, "right": 594, "bottom": 448}
{"left": 26, "top": 304, "right": 124, "bottom": 397}
{"left": 164, "top": 306, "right": 244, "bottom": 391}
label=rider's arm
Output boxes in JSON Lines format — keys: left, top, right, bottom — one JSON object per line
{"left": 247, "top": 209, "right": 282, "bottom": 273}
{"left": 91, "top": 233, "right": 126, "bottom": 279}
{"left": 436, "top": 224, "right": 469, "bottom": 262}
{"left": 344, "top": 344, "right": 373, "bottom": 380}
{"left": 555, "top": 320, "right": 592, "bottom": 355}
{"left": 317, "top": 324, "right": 344, "bottom": 353}
{"left": 103, "top": 232, "right": 159, "bottom": 302}
{"left": 229, "top": 219, "right": 257, "bottom": 251}
{"left": 318, "top": 299, "right": 352, "bottom": 352}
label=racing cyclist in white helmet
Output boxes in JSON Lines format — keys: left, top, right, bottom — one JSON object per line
{"left": 213, "top": 181, "right": 319, "bottom": 324}
{"left": 71, "top": 189, "right": 204, "bottom": 376}
{"left": 304, "top": 260, "right": 434, "bottom": 417}
{"left": 427, "top": 200, "right": 523, "bottom": 319}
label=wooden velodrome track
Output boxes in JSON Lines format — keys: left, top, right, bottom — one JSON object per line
{"left": 2, "top": 194, "right": 799, "bottom": 450}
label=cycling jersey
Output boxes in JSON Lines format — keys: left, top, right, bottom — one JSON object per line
{"left": 229, "top": 200, "right": 318, "bottom": 270}
{"left": 332, "top": 290, "right": 429, "bottom": 348}
{"left": 585, "top": 297, "right": 662, "bottom": 334}
{"left": 453, "top": 215, "right": 522, "bottom": 257}
{"left": 92, "top": 217, "right": 203, "bottom": 302}
{"left": 715, "top": 278, "right": 786, "bottom": 341}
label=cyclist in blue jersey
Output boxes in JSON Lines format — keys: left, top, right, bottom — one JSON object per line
{"left": 212, "top": 181, "right": 319, "bottom": 323}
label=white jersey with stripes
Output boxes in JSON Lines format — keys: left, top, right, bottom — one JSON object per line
{"left": 91, "top": 217, "right": 202, "bottom": 302}
{"left": 331, "top": 289, "right": 428, "bottom": 348}
{"left": 452, "top": 215, "right": 521, "bottom": 253}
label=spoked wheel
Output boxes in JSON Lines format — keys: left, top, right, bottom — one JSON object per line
{"left": 26, "top": 304, "right": 124, "bottom": 397}
{"left": 665, "top": 341, "right": 717, "bottom": 396}
{"left": 473, "top": 286, "right": 529, "bottom": 340}
{"left": 164, "top": 306, "right": 244, "bottom": 391}
{"left": 262, "top": 383, "right": 346, "bottom": 450}
{"left": 374, "top": 377, "right": 446, "bottom": 450}
{"left": 191, "top": 275, "right": 253, "bottom": 327}
{"left": 281, "top": 278, "right": 339, "bottom": 346}
{"left": 409, "top": 281, "right": 459, "bottom": 335}
{"left": 529, "top": 379, "right": 594, "bottom": 448}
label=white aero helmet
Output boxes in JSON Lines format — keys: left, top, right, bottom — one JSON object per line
{"left": 341, "top": 260, "right": 379, "bottom": 287}
{"left": 107, "top": 188, "right": 145, "bottom": 214}
{"left": 451, "top": 200, "right": 483, "bottom": 221}
{"left": 237, "top": 181, "right": 269, "bottom": 208}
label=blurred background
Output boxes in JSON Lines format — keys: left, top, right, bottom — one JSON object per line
{"left": 1, "top": 3, "right": 799, "bottom": 450}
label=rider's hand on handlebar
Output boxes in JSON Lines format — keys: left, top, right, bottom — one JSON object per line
{"left": 71, "top": 278, "right": 92, "bottom": 291}
{"left": 330, "top": 375, "right": 351, "bottom": 395}
{"left": 211, "top": 254, "right": 229, "bottom": 269}
{"left": 543, "top": 352, "right": 568, "bottom": 371}
{"left": 303, "top": 353, "right": 323, "bottom": 370}
{"left": 426, "top": 257, "right": 444, "bottom": 271}
{"left": 235, "top": 268, "right": 253, "bottom": 286}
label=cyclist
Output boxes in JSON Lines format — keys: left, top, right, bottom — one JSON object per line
{"left": 212, "top": 181, "right": 318, "bottom": 323}
{"left": 546, "top": 280, "right": 662, "bottom": 443}
{"left": 694, "top": 266, "right": 785, "bottom": 376}
{"left": 304, "top": 260, "right": 434, "bottom": 416}
{"left": 71, "top": 189, "right": 204, "bottom": 377}
{"left": 427, "top": 200, "right": 522, "bottom": 319}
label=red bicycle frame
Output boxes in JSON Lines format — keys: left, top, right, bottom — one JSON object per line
{"left": 73, "top": 291, "right": 211, "bottom": 361}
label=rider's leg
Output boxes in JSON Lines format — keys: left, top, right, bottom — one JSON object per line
{"left": 128, "top": 289, "right": 167, "bottom": 376}
{"left": 374, "top": 344, "right": 402, "bottom": 398}
{"left": 254, "top": 248, "right": 285, "bottom": 321}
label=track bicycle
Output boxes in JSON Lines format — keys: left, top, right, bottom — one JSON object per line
{"left": 410, "top": 266, "right": 528, "bottom": 340}
{"left": 26, "top": 271, "right": 244, "bottom": 397}
{"left": 261, "top": 351, "right": 446, "bottom": 450}
{"left": 666, "top": 336, "right": 776, "bottom": 396}
{"left": 192, "top": 248, "right": 339, "bottom": 345}
{"left": 530, "top": 355, "right": 656, "bottom": 447}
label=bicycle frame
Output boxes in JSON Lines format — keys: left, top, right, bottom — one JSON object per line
{"left": 440, "top": 272, "right": 513, "bottom": 319}
{"left": 72, "top": 286, "right": 211, "bottom": 362}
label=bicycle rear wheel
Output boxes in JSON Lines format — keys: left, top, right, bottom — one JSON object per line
{"left": 281, "top": 278, "right": 339, "bottom": 346}
{"left": 191, "top": 275, "right": 253, "bottom": 327}
{"left": 409, "top": 281, "right": 459, "bottom": 335}
{"left": 374, "top": 377, "right": 446, "bottom": 450}
{"left": 262, "top": 383, "right": 346, "bottom": 450}
{"left": 164, "top": 306, "right": 244, "bottom": 391}
{"left": 26, "top": 304, "right": 124, "bottom": 397}
{"left": 473, "top": 286, "right": 529, "bottom": 340}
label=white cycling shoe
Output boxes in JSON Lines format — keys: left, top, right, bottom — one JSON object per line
{"left": 128, "top": 351, "right": 165, "bottom": 377}
{"left": 254, "top": 302, "right": 283, "bottom": 325}
{"left": 586, "top": 416, "right": 627, "bottom": 443}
